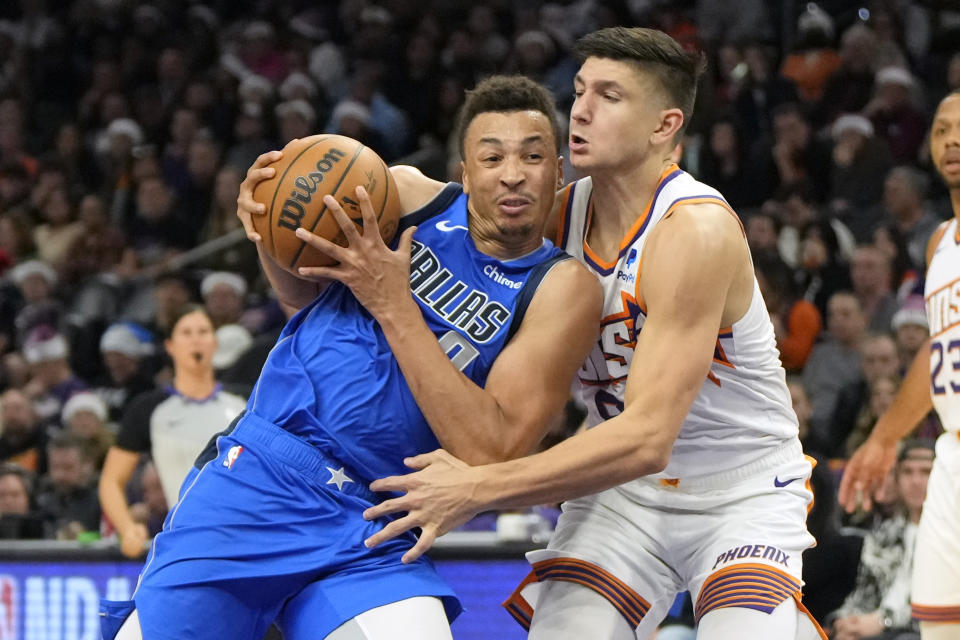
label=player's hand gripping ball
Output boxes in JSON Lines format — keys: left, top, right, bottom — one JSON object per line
{"left": 251, "top": 135, "right": 401, "bottom": 274}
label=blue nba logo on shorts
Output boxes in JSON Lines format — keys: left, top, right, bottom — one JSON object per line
{"left": 625, "top": 248, "right": 638, "bottom": 268}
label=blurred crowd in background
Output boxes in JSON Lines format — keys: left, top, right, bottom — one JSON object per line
{"left": 0, "top": 0, "right": 958, "bottom": 633}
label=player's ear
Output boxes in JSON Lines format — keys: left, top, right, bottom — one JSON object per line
{"left": 460, "top": 161, "right": 470, "bottom": 194}
{"left": 651, "top": 108, "right": 684, "bottom": 147}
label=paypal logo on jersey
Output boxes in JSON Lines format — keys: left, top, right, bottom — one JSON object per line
{"left": 616, "top": 270, "right": 635, "bottom": 283}
{"left": 625, "top": 248, "right": 638, "bottom": 268}
{"left": 484, "top": 265, "right": 522, "bottom": 289}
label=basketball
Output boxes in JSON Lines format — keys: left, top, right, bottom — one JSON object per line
{"left": 251, "top": 134, "right": 401, "bottom": 274}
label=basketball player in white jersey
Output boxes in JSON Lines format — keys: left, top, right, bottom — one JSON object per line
{"left": 365, "top": 28, "right": 825, "bottom": 639}
{"left": 839, "top": 91, "right": 960, "bottom": 640}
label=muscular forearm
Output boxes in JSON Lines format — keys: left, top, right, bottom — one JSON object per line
{"left": 378, "top": 305, "right": 516, "bottom": 464}
{"left": 871, "top": 339, "right": 933, "bottom": 444}
{"left": 469, "top": 409, "right": 669, "bottom": 510}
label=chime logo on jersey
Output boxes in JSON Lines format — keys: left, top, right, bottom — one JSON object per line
{"left": 223, "top": 445, "right": 243, "bottom": 469}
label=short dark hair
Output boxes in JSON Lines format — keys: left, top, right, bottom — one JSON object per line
{"left": 456, "top": 75, "right": 562, "bottom": 158}
{"left": 574, "top": 27, "right": 705, "bottom": 136}
{"left": 165, "top": 303, "right": 211, "bottom": 340}
{"left": 47, "top": 430, "right": 90, "bottom": 457}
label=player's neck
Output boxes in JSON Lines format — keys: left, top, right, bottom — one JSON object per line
{"left": 589, "top": 157, "right": 674, "bottom": 237}
{"left": 173, "top": 371, "right": 217, "bottom": 400}
{"left": 951, "top": 189, "right": 960, "bottom": 221}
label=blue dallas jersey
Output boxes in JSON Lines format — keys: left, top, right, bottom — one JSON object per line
{"left": 247, "top": 183, "right": 567, "bottom": 482}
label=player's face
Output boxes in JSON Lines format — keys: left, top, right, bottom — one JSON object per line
{"left": 461, "top": 110, "right": 561, "bottom": 249}
{"left": 930, "top": 93, "right": 960, "bottom": 189}
{"left": 896, "top": 455, "right": 933, "bottom": 513}
{"left": 569, "top": 57, "right": 667, "bottom": 172}
{"left": 166, "top": 310, "right": 217, "bottom": 373}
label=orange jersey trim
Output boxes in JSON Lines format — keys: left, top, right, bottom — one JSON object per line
{"left": 696, "top": 563, "right": 802, "bottom": 622}
{"left": 912, "top": 603, "right": 960, "bottom": 622}
{"left": 554, "top": 183, "right": 575, "bottom": 247}
{"left": 528, "top": 557, "right": 652, "bottom": 629}
{"left": 582, "top": 164, "right": 681, "bottom": 271}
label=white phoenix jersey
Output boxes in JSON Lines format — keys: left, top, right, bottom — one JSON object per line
{"left": 926, "top": 218, "right": 960, "bottom": 432}
{"left": 556, "top": 166, "right": 799, "bottom": 480}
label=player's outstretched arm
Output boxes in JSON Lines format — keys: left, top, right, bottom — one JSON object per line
{"left": 297, "top": 185, "right": 602, "bottom": 464}
{"left": 365, "top": 203, "right": 747, "bottom": 559}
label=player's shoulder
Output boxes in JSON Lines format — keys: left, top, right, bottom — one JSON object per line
{"left": 389, "top": 165, "right": 448, "bottom": 214}
{"left": 926, "top": 218, "right": 954, "bottom": 269}
{"left": 532, "top": 254, "right": 602, "bottom": 315}
{"left": 655, "top": 199, "right": 744, "bottom": 249}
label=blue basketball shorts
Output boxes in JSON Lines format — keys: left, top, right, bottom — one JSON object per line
{"left": 99, "top": 411, "right": 461, "bottom": 640}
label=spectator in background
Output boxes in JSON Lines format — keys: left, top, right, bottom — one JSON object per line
{"left": 58, "top": 193, "right": 126, "bottom": 287}
{"left": 200, "top": 271, "right": 247, "bottom": 329}
{"left": 827, "top": 115, "right": 893, "bottom": 242}
{"left": 9, "top": 258, "right": 62, "bottom": 346}
{"left": 745, "top": 210, "right": 783, "bottom": 263}
{"left": 34, "top": 430, "right": 100, "bottom": 540}
{"left": 32, "top": 185, "right": 84, "bottom": 270}
{"left": 60, "top": 391, "right": 113, "bottom": 469}
{"left": 756, "top": 254, "right": 821, "bottom": 372}
{"left": 797, "top": 219, "right": 854, "bottom": 318}
{"left": 697, "top": 115, "right": 766, "bottom": 209}
{"left": 0, "top": 463, "right": 44, "bottom": 539}
{"left": 804, "top": 292, "right": 867, "bottom": 446}
{"left": 828, "top": 442, "right": 934, "bottom": 640}
{"left": 882, "top": 166, "right": 942, "bottom": 271}
{"left": 826, "top": 333, "right": 901, "bottom": 459}
{"left": 124, "top": 175, "right": 194, "bottom": 270}
{"left": 866, "top": 67, "right": 927, "bottom": 165}
{"left": 890, "top": 295, "right": 928, "bottom": 370}
{"left": 871, "top": 223, "right": 922, "bottom": 300}
{"left": 816, "top": 24, "right": 878, "bottom": 126}
{"left": 761, "top": 103, "right": 832, "bottom": 199}
{"left": 224, "top": 102, "right": 273, "bottom": 173}
{"left": 801, "top": 454, "right": 863, "bottom": 626}
{"left": 850, "top": 245, "right": 898, "bottom": 333}
{"left": 99, "top": 305, "right": 245, "bottom": 558}
{"left": 786, "top": 377, "right": 818, "bottom": 454}
{"left": 730, "top": 41, "right": 797, "bottom": 148}
{"left": 95, "top": 322, "right": 156, "bottom": 422}
{"left": 0, "top": 387, "right": 48, "bottom": 474}
{"left": 198, "top": 164, "right": 260, "bottom": 282}
{"left": 275, "top": 99, "right": 316, "bottom": 148}
{"left": 127, "top": 460, "right": 167, "bottom": 538}
{"left": 21, "top": 327, "right": 87, "bottom": 424}
{"left": 779, "top": 5, "right": 840, "bottom": 105}
{"left": 846, "top": 374, "right": 900, "bottom": 456}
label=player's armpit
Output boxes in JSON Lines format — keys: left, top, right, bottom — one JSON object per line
{"left": 461, "top": 258, "right": 602, "bottom": 463}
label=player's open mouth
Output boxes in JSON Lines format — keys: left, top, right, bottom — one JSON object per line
{"left": 569, "top": 134, "right": 588, "bottom": 152}
{"left": 498, "top": 197, "right": 531, "bottom": 215}
{"left": 193, "top": 352, "right": 203, "bottom": 363}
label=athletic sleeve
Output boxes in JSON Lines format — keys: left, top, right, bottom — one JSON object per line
{"left": 115, "top": 390, "right": 165, "bottom": 453}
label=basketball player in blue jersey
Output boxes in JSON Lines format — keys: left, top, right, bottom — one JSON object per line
{"left": 364, "top": 28, "right": 826, "bottom": 639}
{"left": 99, "top": 76, "right": 601, "bottom": 640}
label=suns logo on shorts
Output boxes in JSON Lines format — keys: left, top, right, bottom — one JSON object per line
{"left": 223, "top": 445, "right": 243, "bottom": 469}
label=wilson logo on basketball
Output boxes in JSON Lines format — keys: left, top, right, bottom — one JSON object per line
{"left": 277, "top": 147, "right": 348, "bottom": 231}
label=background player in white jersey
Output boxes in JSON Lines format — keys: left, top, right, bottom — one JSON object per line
{"left": 365, "top": 27, "right": 824, "bottom": 640}
{"left": 840, "top": 90, "right": 960, "bottom": 640}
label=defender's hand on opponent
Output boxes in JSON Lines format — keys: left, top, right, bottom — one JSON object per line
{"left": 837, "top": 436, "right": 898, "bottom": 513}
{"left": 236, "top": 148, "right": 284, "bottom": 243}
{"left": 362, "top": 449, "right": 483, "bottom": 563}
{"left": 294, "top": 186, "right": 417, "bottom": 320}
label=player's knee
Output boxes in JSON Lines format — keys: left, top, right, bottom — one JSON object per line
{"left": 529, "top": 581, "right": 635, "bottom": 640}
